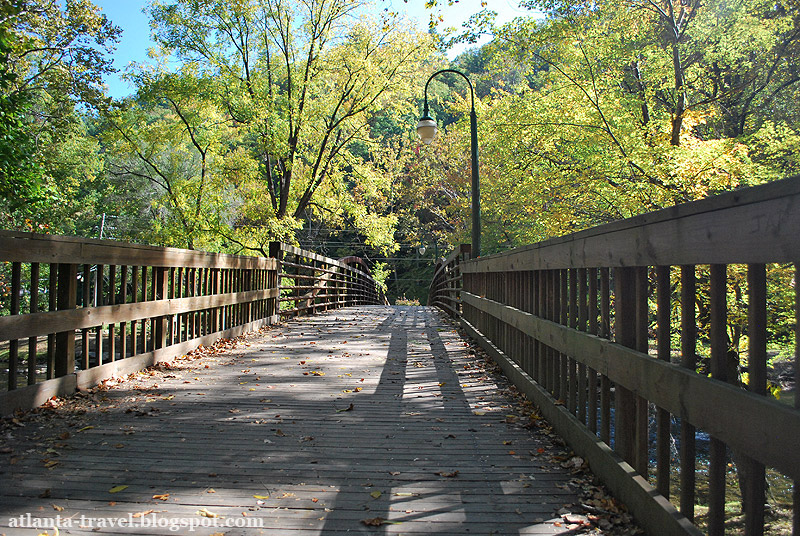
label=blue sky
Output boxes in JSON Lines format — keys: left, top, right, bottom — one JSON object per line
{"left": 93, "top": 0, "right": 536, "bottom": 98}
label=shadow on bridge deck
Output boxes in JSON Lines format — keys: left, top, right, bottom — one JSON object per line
{"left": 0, "top": 306, "right": 620, "bottom": 535}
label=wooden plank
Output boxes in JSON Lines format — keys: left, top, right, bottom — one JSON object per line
{"left": 27, "top": 262, "right": 39, "bottom": 385}
{"left": 614, "top": 267, "right": 637, "bottom": 468}
{"left": 0, "top": 230, "right": 278, "bottom": 269}
{"left": 708, "top": 264, "right": 727, "bottom": 536}
{"left": 744, "top": 263, "right": 767, "bottom": 536}
{"left": 0, "top": 314, "right": 276, "bottom": 415}
{"left": 0, "top": 374, "right": 77, "bottom": 415}
{"left": 459, "top": 291, "right": 800, "bottom": 479}
{"left": 8, "top": 262, "right": 21, "bottom": 390}
{"left": 0, "top": 306, "right": 594, "bottom": 536}
{"left": 679, "top": 265, "right": 696, "bottom": 522}
{"left": 655, "top": 265, "right": 672, "bottom": 499}
{"left": 0, "top": 288, "right": 279, "bottom": 341}
{"left": 461, "top": 175, "right": 800, "bottom": 272}
{"left": 460, "top": 316, "right": 702, "bottom": 536}
{"left": 55, "top": 263, "right": 77, "bottom": 378}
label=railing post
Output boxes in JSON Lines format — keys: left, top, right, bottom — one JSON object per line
{"left": 269, "top": 242, "right": 283, "bottom": 319}
{"left": 155, "top": 267, "right": 168, "bottom": 349}
{"left": 613, "top": 266, "right": 637, "bottom": 467}
{"left": 55, "top": 263, "right": 77, "bottom": 378}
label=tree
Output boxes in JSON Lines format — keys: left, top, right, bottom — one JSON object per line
{"left": 0, "top": 0, "right": 119, "bottom": 231}
{"left": 140, "top": 0, "right": 436, "bottom": 255}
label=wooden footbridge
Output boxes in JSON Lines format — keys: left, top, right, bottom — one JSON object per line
{"left": 1, "top": 176, "right": 800, "bottom": 536}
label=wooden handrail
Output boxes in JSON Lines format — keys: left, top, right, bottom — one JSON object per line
{"left": 428, "top": 175, "right": 800, "bottom": 536}
{"left": 0, "top": 234, "right": 382, "bottom": 415}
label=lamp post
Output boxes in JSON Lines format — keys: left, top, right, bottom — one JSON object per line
{"left": 416, "top": 69, "right": 480, "bottom": 258}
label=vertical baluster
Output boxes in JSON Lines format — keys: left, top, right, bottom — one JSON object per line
{"left": 131, "top": 266, "right": 139, "bottom": 356}
{"left": 55, "top": 263, "right": 77, "bottom": 377}
{"left": 743, "top": 263, "right": 767, "bottom": 536}
{"left": 27, "top": 262, "right": 39, "bottom": 385}
{"left": 680, "top": 264, "right": 697, "bottom": 522}
{"left": 588, "top": 267, "right": 598, "bottom": 434}
{"left": 178, "top": 267, "right": 185, "bottom": 342}
{"left": 578, "top": 267, "right": 588, "bottom": 425}
{"left": 600, "top": 268, "right": 611, "bottom": 445}
{"left": 795, "top": 264, "right": 799, "bottom": 536}
{"left": 168, "top": 267, "right": 175, "bottom": 345}
{"left": 155, "top": 267, "right": 168, "bottom": 349}
{"left": 140, "top": 266, "right": 148, "bottom": 352}
{"left": 95, "top": 264, "right": 104, "bottom": 366}
{"left": 46, "top": 264, "right": 57, "bottom": 379}
{"left": 8, "top": 262, "right": 21, "bottom": 389}
{"left": 568, "top": 268, "right": 578, "bottom": 414}
{"left": 634, "top": 266, "right": 649, "bottom": 477}
{"left": 120, "top": 266, "right": 128, "bottom": 359}
{"left": 546, "top": 270, "right": 555, "bottom": 395}
{"left": 656, "top": 265, "right": 671, "bottom": 498}
{"left": 81, "top": 264, "right": 90, "bottom": 368}
{"left": 708, "top": 263, "right": 728, "bottom": 536}
{"left": 534, "top": 270, "right": 542, "bottom": 383}
{"left": 614, "top": 266, "right": 637, "bottom": 466}
{"left": 108, "top": 265, "right": 116, "bottom": 362}
{"left": 559, "top": 269, "right": 568, "bottom": 402}
{"left": 150, "top": 266, "right": 158, "bottom": 349}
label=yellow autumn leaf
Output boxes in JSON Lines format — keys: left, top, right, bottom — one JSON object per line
{"left": 370, "top": 490, "right": 382, "bottom": 499}
{"left": 253, "top": 495, "right": 269, "bottom": 499}
{"left": 108, "top": 485, "right": 128, "bottom": 493}
{"left": 197, "top": 507, "right": 220, "bottom": 518}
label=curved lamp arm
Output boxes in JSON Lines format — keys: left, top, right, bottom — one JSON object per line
{"left": 416, "top": 69, "right": 477, "bottom": 145}
{"left": 416, "top": 68, "right": 481, "bottom": 257}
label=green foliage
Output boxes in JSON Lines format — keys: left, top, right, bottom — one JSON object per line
{"left": 0, "top": 0, "right": 119, "bottom": 232}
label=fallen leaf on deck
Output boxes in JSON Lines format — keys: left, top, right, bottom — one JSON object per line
{"left": 152, "top": 493, "right": 170, "bottom": 501}
{"left": 77, "top": 426, "right": 94, "bottom": 432}
{"left": 370, "top": 490, "right": 382, "bottom": 499}
{"left": 109, "top": 485, "right": 128, "bottom": 493}
{"left": 132, "top": 510, "right": 154, "bottom": 518}
{"left": 253, "top": 495, "right": 269, "bottom": 500}
{"left": 336, "top": 403, "right": 354, "bottom": 412}
{"left": 51, "top": 504, "right": 64, "bottom": 511}
{"left": 197, "top": 507, "right": 220, "bottom": 518}
{"left": 361, "top": 517, "right": 387, "bottom": 526}
{"left": 436, "top": 471, "right": 459, "bottom": 478}
{"left": 275, "top": 429, "right": 286, "bottom": 436}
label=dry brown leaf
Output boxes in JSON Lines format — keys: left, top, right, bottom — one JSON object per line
{"left": 152, "top": 493, "right": 170, "bottom": 501}
{"left": 51, "top": 504, "right": 64, "bottom": 512}
{"left": 197, "top": 507, "right": 220, "bottom": 518}
{"left": 437, "top": 470, "right": 459, "bottom": 478}
{"left": 132, "top": 510, "right": 154, "bottom": 518}
{"left": 361, "top": 516, "right": 387, "bottom": 526}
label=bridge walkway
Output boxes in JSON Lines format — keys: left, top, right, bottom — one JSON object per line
{"left": 0, "top": 306, "right": 623, "bottom": 535}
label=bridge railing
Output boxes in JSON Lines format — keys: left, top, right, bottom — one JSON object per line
{"left": 0, "top": 234, "right": 381, "bottom": 414}
{"left": 268, "top": 242, "right": 384, "bottom": 317}
{"left": 431, "top": 176, "right": 800, "bottom": 536}
{"left": 427, "top": 244, "right": 470, "bottom": 317}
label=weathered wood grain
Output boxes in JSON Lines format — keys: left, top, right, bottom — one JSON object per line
{"left": 0, "top": 306, "right": 594, "bottom": 536}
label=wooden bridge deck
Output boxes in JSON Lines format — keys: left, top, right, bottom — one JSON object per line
{"left": 0, "top": 306, "right": 605, "bottom": 535}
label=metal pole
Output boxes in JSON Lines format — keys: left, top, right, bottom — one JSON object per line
{"left": 470, "top": 107, "right": 480, "bottom": 257}
{"left": 420, "top": 69, "right": 480, "bottom": 257}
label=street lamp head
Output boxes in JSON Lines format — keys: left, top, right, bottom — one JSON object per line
{"left": 416, "top": 115, "right": 437, "bottom": 145}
